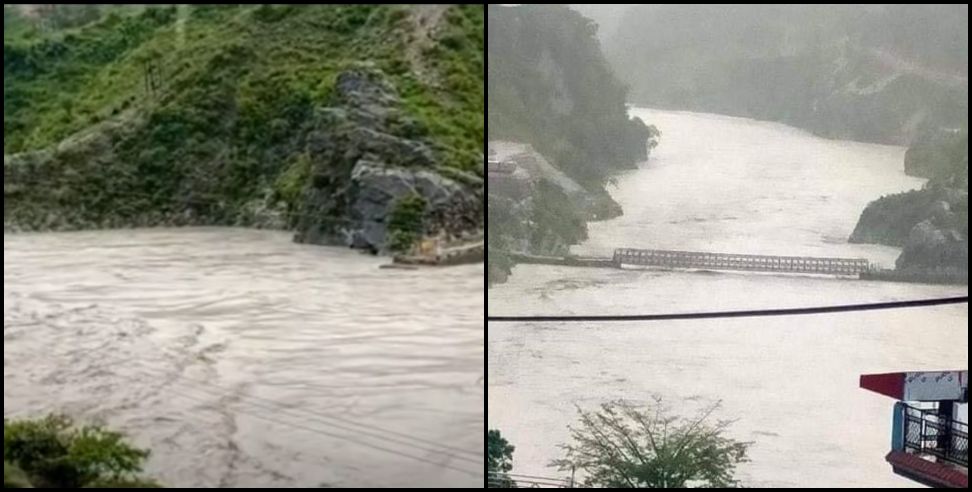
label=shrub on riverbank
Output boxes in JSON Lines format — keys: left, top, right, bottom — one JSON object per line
{"left": 387, "top": 192, "right": 428, "bottom": 253}
{"left": 4, "top": 415, "right": 162, "bottom": 488}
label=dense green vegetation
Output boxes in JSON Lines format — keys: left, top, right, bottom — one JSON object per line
{"left": 386, "top": 192, "right": 428, "bottom": 253}
{"left": 5, "top": 5, "right": 482, "bottom": 159}
{"left": 552, "top": 400, "right": 750, "bottom": 488}
{"left": 528, "top": 180, "right": 589, "bottom": 250}
{"left": 488, "top": 4, "right": 651, "bottom": 188}
{"left": 850, "top": 187, "right": 961, "bottom": 247}
{"left": 4, "top": 415, "right": 161, "bottom": 488}
{"left": 487, "top": 177, "right": 592, "bottom": 285}
{"left": 4, "top": 5, "right": 483, "bottom": 247}
{"left": 487, "top": 5, "right": 653, "bottom": 284}
{"left": 905, "top": 128, "right": 969, "bottom": 185}
{"left": 603, "top": 4, "right": 968, "bottom": 145}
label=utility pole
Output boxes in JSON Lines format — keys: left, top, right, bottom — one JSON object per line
{"left": 140, "top": 56, "right": 163, "bottom": 100}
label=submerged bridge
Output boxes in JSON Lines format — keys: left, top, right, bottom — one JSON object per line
{"left": 613, "top": 248, "right": 870, "bottom": 276}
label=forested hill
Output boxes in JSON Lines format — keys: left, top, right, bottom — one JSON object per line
{"left": 4, "top": 5, "right": 484, "bottom": 254}
{"left": 487, "top": 4, "right": 654, "bottom": 285}
{"left": 601, "top": 4, "right": 968, "bottom": 145}
{"left": 488, "top": 4, "right": 651, "bottom": 190}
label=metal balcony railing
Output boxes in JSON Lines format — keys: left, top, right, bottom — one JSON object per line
{"left": 487, "top": 472, "right": 578, "bottom": 488}
{"left": 903, "top": 405, "right": 969, "bottom": 468}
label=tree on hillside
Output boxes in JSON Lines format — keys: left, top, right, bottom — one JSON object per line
{"left": 551, "top": 399, "right": 750, "bottom": 488}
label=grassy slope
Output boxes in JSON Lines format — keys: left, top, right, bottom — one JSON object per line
{"left": 4, "top": 5, "right": 483, "bottom": 228}
{"left": 5, "top": 5, "right": 482, "bottom": 160}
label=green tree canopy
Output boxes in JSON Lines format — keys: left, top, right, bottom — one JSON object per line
{"left": 551, "top": 399, "right": 750, "bottom": 488}
{"left": 487, "top": 429, "right": 515, "bottom": 488}
{"left": 4, "top": 415, "right": 161, "bottom": 488}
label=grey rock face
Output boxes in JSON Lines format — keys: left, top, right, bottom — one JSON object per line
{"left": 897, "top": 219, "right": 968, "bottom": 271}
{"left": 295, "top": 68, "right": 483, "bottom": 252}
{"left": 344, "top": 160, "right": 481, "bottom": 252}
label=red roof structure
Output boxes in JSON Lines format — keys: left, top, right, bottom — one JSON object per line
{"left": 861, "top": 370, "right": 968, "bottom": 489}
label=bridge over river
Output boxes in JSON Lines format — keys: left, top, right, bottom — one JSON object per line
{"left": 614, "top": 248, "right": 870, "bottom": 276}
{"left": 507, "top": 248, "right": 871, "bottom": 277}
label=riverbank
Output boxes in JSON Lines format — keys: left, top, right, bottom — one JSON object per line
{"left": 861, "top": 268, "right": 968, "bottom": 285}
{"left": 393, "top": 233, "right": 485, "bottom": 267}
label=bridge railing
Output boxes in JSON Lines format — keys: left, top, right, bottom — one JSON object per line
{"left": 613, "top": 248, "right": 869, "bottom": 275}
{"left": 488, "top": 472, "right": 578, "bottom": 488}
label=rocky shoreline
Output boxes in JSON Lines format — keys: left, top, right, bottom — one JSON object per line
{"left": 861, "top": 268, "right": 968, "bottom": 285}
{"left": 849, "top": 127, "right": 967, "bottom": 285}
{"left": 849, "top": 191, "right": 967, "bottom": 285}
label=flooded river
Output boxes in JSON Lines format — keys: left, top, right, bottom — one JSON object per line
{"left": 4, "top": 228, "right": 484, "bottom": 487}
{"left": 488, "top": 109, "right": 968, "bottom": 487}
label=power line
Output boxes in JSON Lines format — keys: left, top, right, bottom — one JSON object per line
{"left": 7, "top": 329, "right": 484, "bottom": 473}
{"left": 26, "top": 349, "right": 484, "bottom": 477}
{"left": 487, "top": 296, "right": 969, "bottom": 323}
{"left": 134, "top": 359, "right": 485, "bottom": 463}
{"left": 45, "top": 345, "right": 483, "bottom": 467}
{"left": 142, "top": 377, "right": 483, "bottom": 478}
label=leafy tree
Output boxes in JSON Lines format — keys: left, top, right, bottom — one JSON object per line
{"left": 4, "top": 415, "right": 161, "bottom": 488}
{"left": 387, "top": 192, "right": 428, "bottom": 253}
{"left": 551, "top": 399, "right": 750, "bottom": 488}
{"left": 487, "top": 429, "right": 515, "bottom": 488}
{"left": 529, "top": 179, "right": 589, "bottom": 252}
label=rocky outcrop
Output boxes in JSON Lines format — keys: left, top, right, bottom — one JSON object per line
{"left": 896, "top": 219, "right": 968, "bottom": 272}
{"left": 850, "top": 184, "right": 967, "bottom": 282}
{"left": 346, "top": 160, "right": 480, "bottom": 251}
{"left": 850, "top": 116, "right": 967, "bottom": 283}
{"left": 849, "top": 188, "right": 959, "bottom": 246}
{"left": 294, "top": 68, "right": 483, "bottom": 253}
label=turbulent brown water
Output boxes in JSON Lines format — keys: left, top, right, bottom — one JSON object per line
{"left": 4, "top": 227, "right": 484, "bottom": 487}
{"left": 488, "top": 109, "right": 968, "bottom": 487}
